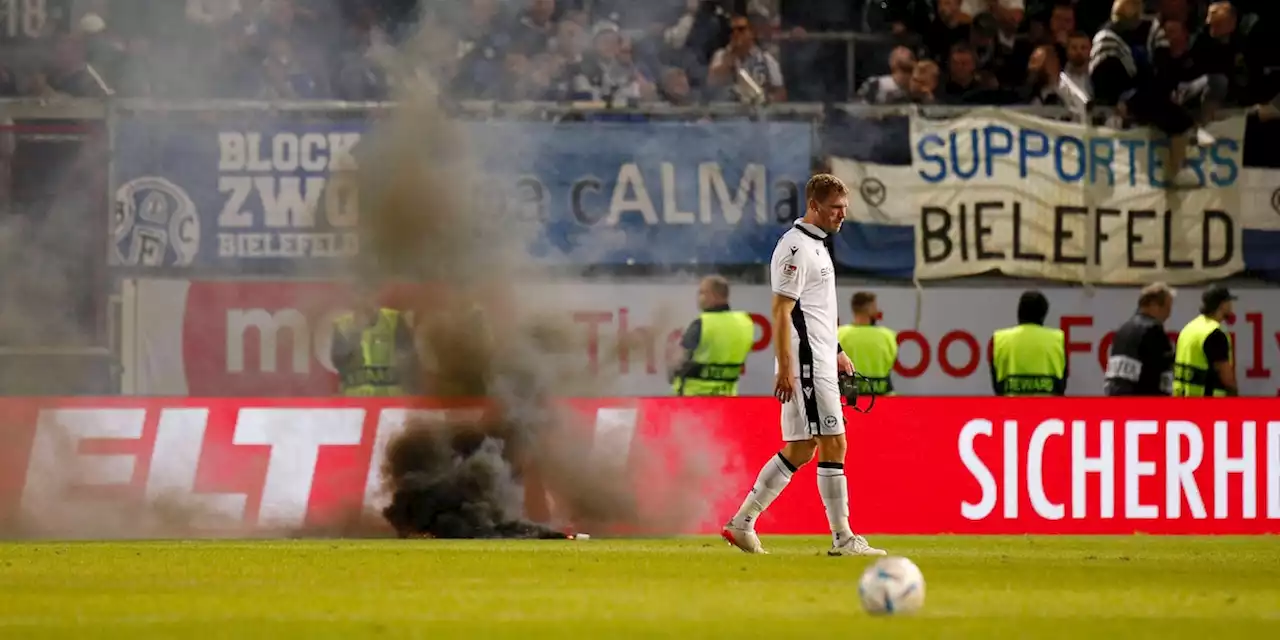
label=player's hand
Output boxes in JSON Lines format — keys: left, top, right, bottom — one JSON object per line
{"left": 837, "top": 352, "right": 855, "bottom": 376}
{"left": 774, "top": 372, "right": 795, "bottom": 403}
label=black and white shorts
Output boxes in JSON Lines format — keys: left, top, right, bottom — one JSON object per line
{"left": 780, "top": 376, "right": 845, "bottom": 442}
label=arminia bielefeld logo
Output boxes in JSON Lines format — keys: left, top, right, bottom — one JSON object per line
{"left": 113, "top": 177, "right": 200, "bottom": 267}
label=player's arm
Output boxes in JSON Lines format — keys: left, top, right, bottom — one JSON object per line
{"left": 1203, "top": 329, "right": 1238, "bottom": 395}
{"left": 771, "top": 294, "right": 797, "bottom": 378}
{"left": 769, "top": 243, "right": 805, "bottom": 378}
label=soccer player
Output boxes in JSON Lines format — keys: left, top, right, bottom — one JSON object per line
{"left": 721, "top": 174, "right": 887, "bottom": 557}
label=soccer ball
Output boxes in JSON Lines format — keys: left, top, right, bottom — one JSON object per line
{"left": 858, "top": 556, "right": 926, "bottom": 616}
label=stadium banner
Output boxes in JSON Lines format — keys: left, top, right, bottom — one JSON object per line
{"left": 830, "top": 110, "right": 1280, "bottom": 285}
{"left": 121, "top": 279, "right": 1280, "bottom": 398}
{"left": 0, "top": 397, "right": 1276, "bottom": 536}
{"left": 109, "top": 116, "right": 810, "bottom": 274}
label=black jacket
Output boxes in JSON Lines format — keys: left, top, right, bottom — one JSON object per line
{"left": 1103, "top": 312, "right": 1174, "bottom": 396}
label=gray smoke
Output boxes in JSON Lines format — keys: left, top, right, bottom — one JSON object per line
{"left": 358, "top": 18, "right": 730, "bottom": 539}
{"left": 379, "top": 416, "right": 570, "bottom": 539}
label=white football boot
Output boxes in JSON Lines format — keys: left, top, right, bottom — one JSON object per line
{"left": 828, "top": 533, "right": 887, "bottom": 557}
{"left": 721, "top": 522, "right": 768, "bottom": 554}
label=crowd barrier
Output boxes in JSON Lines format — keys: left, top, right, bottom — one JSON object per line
{"left": 3, "top": 396, "right": 1277, "bottom": 536}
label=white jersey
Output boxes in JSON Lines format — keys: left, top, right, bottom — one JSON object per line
{"left": 770, "top": 220, "right": 840, "bottom": 381}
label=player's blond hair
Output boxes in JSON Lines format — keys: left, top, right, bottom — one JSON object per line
{"left": 805, "top": 173, "right": 848, "bottom": 205}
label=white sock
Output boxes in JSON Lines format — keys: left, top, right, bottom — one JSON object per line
{"left": 731, "top": 452, "right": 795, "bottom": 530}
{"left": 817, "top": 462, "right": 853, "bottom": 543}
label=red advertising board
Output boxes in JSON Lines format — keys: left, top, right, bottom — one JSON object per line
{"left": 1, "top": 397, "right": 1276, "bottom": 536}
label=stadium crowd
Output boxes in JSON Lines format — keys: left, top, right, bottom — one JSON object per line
{"left": 0, "top": 0, "right": 1272, "bottom": 109}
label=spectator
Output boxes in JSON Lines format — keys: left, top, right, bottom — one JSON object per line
{"left": 925, "top": 0, "right": 973, "bottom": 61}
{"left": 187, "top": 0, "right": 243, "bottom": 26}
{"left": 617, "top": 32, "right": 658, "bottom": 99}
{"left": 511, "top": 0, "right": 558, "bottom": 54}
{"left": 681, "top": 0, "right": 733, "bottom": 72}
{"left": 662, "top": 0, "right": 703, "bottom": 51}
{"left": 1155, "top": 0, "right": 1192, "bottom": 25}
{"left": 570, "top": 23, "right": 645, "bottom": 104}
{"left": 48, "top": 36, "right": 109, "bottom": 97}
{"left": 1188, "top": 1, "right": 1249, "bottom": 106}
{"left": 707, "top": 13, "right": 785, "bottom": 103}
{"left": 1091, "top": 0, "right": 1215, "bottom": 188}
{"left": 209, "top": 23, "right": 264, "bottom": 98}
{"left": 1163, "top": 19, "right": 1197, "bottom": 80}
{"left": 550, "top": 14, "right": 589, "bottom": 67}
{"left": 258, "top": 0, "right": 305, "bottom": 44}
{"left": 989, "top": 0, "right": 1034, "bottom": 87}
{"left": 1048, "top": 1, "right": 1077, "bottom": 46}
{"left": 857, "top": 46, "right": 915, "bottom": 104}
{"left": 910, "top": 59, "right": 941, "bottom": 103}
{"left": 454, "top": 0, "right": 505, "bottom": 60}
{"left": 1022, "top": 43, "right": 1069, "bottom": 104}
{"left": 657, "top": 66, "right": 697, "bottom": 105}
{"left": 942, "top": 43, "right": 981, "bottom": 103}
{"left": 335, "top": 35, "right": 390, "bottom": 101}
{"left": 969, "top": 13, "right": 1001, "bottom": 71}
{"left": 545, "top": 20, "right": 587, "bottom": 99}
{"left": 450, "top": 0, "right": 513, "bottom": 99}
{"left": 961, "top": 0, "right": 1024, "bottom": 24}
{"left": 259, "top": 35, "right": 329, "bottom": 99}
{"left": 1062, "top": 30, "right": 1092, "bottom": 96}
{"left": 527, "top": 52, "right": 562, "bottom": 99}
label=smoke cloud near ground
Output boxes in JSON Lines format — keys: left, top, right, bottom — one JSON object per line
{"left": 360, "top": 19, "right": 733, "bottom": 539}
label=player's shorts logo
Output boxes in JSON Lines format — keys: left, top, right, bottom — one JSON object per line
{"left": 114, "top": 176, "right": 200, "bottom": 267}
{"left": 824, "top": 415, "right": 838, "bottom": 428}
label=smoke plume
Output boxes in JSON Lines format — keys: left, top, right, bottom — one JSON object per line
{"left": 359, "top": 19, "right": 730, "bottom": 539}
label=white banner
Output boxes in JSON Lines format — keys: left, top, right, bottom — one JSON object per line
{"left": 125, "top": 279, "right": 1280, "bottom": 398}
{"left": 905, "top": 109, "right": 1248, "bottom": 284}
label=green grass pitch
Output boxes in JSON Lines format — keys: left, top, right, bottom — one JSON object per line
{"left": 1, "top": 536, "right": 1277, "bottom": 638}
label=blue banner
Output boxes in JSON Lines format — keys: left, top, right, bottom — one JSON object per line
{"left": 111, "top": 117, "right": 812, "bottom": 273}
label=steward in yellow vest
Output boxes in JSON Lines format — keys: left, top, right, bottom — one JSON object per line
{"left": 670, "top": 276, "right": 755, "bottom": 396}
{"left": 836, "top": 291, "right": 898, "bottom": 396}
{"left": 331, "top": 298, "right": 419, "bottom": 397}
{"left": 1173, "top": 285, "right": 1238, "bottom": 397}
{"left": 990, "top": 290, "right": 1067, "bottom": 396}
